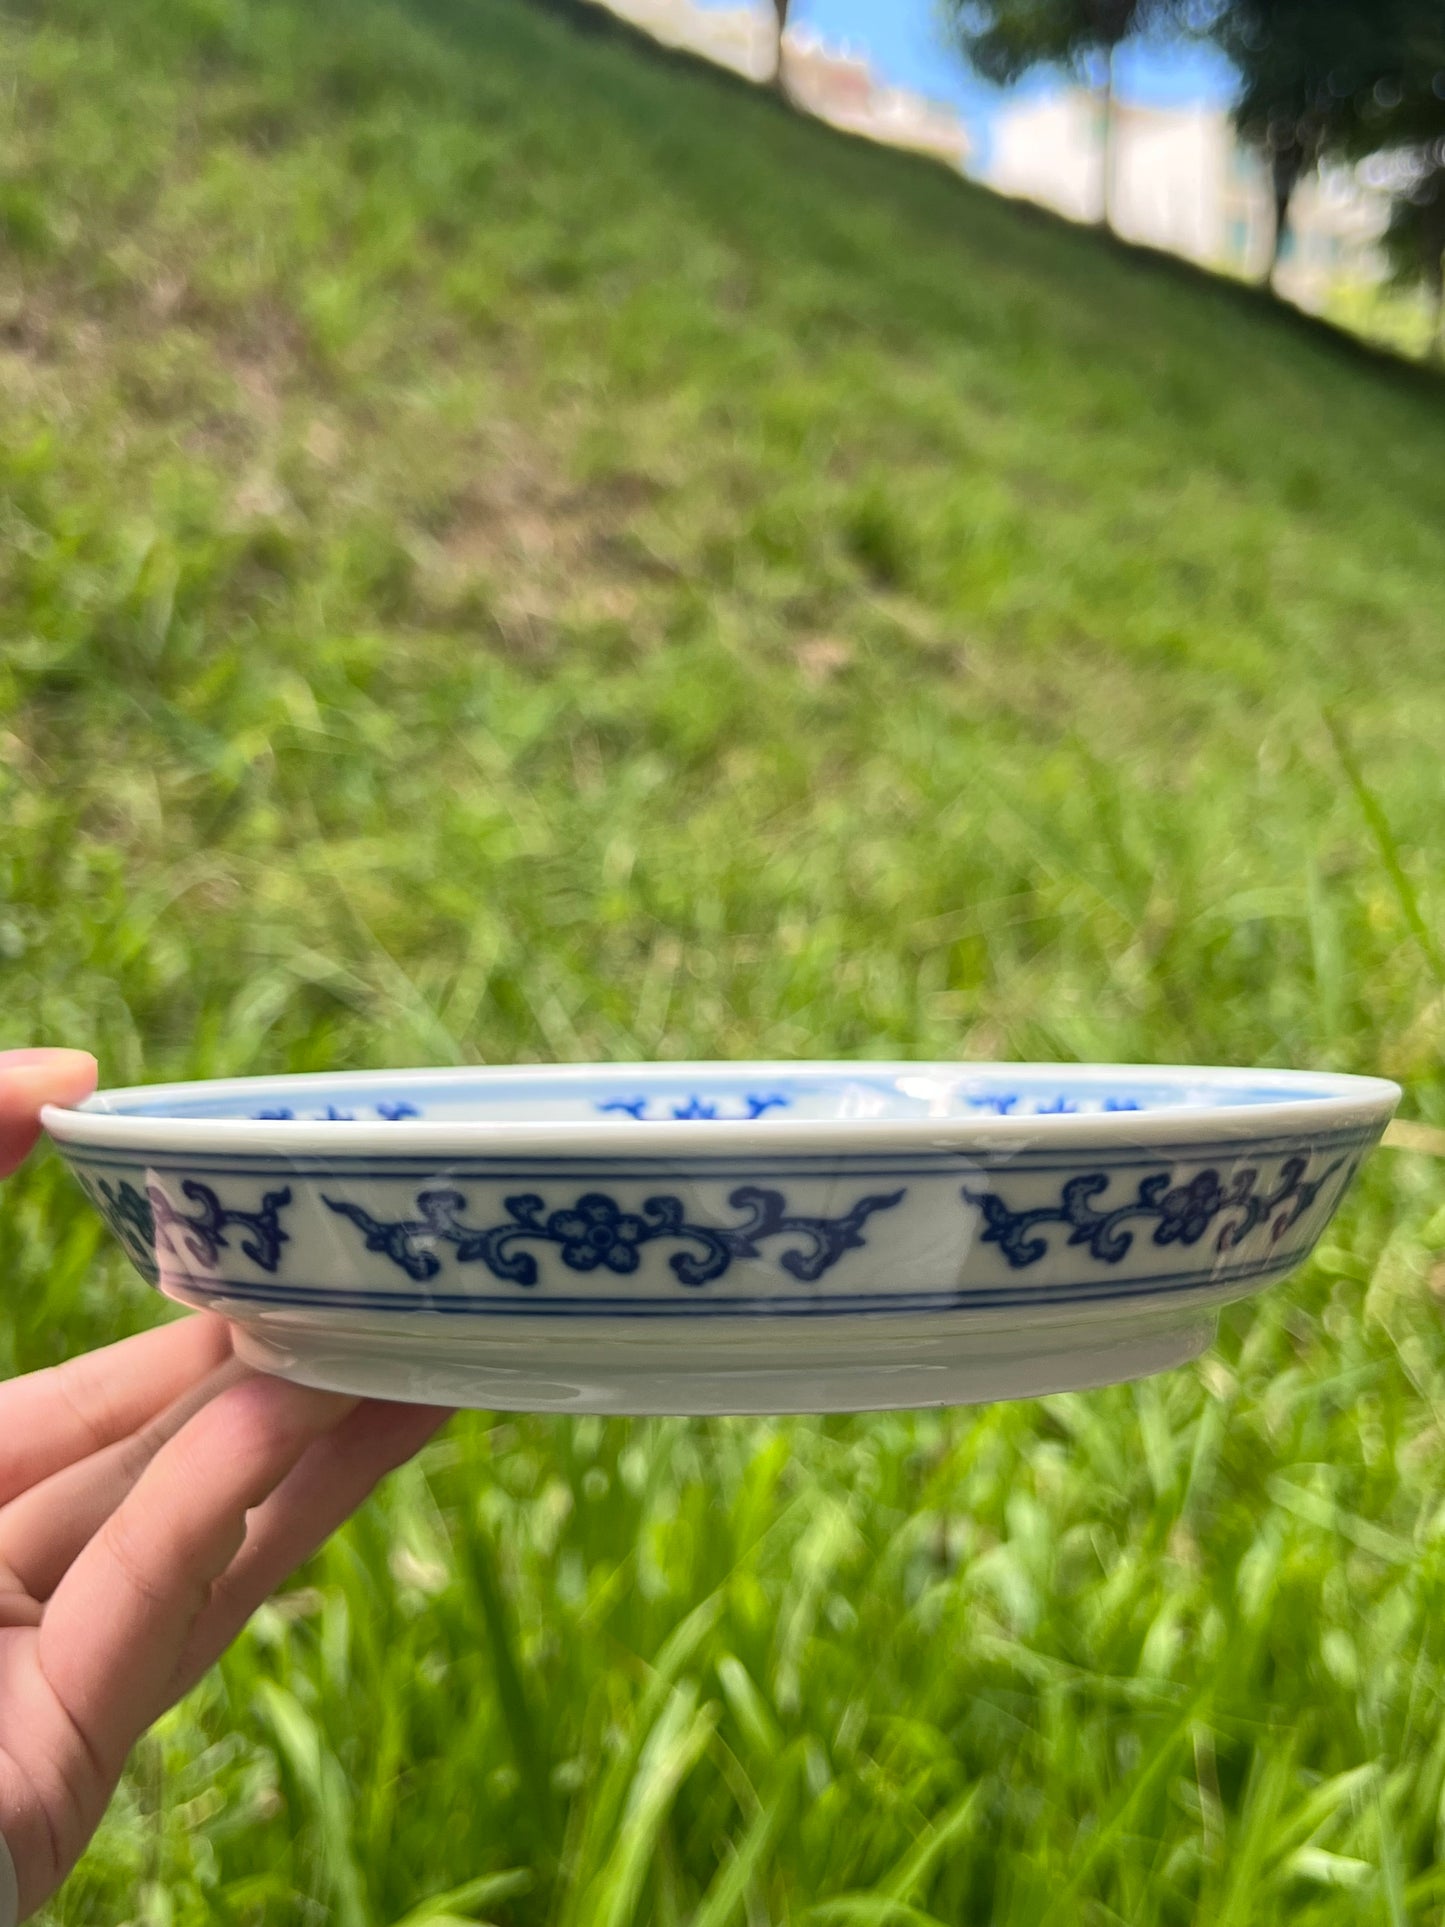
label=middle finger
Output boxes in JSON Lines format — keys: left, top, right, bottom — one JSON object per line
{"left": 0, "top": 1354, "right": 251, "bottom": 1600}
{"left": 0, "top": 1314, "right": 234, "bottom": 1507}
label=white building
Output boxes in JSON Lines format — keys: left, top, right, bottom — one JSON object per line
{"left": 986, "top": 89, "right": 1107, "bottom": 225}
{"left": 783, "top": 27, "right": 970, "bottom": 169}
{"left": 599, "top": 0, "right": 777, "bottom": 83}
{"left": 594, "top": 0, "right": 969, "bottom": 170}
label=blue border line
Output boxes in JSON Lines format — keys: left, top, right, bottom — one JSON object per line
{"left": 149, "top": 1248, "right": 1309, "bottom": 1318}
{"left": 64, "top": 1130, "right": 1379, "bottom": 1183}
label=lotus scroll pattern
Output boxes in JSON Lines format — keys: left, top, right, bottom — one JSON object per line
{"left": 323, "top": 1185, "right": 906, "bottom": 1287}
{"left": 961, "top": 1152, "right": 1353, "bottom": 1271}
{"left": 84, "top": 1176, "right": 292, "bottom": 1277}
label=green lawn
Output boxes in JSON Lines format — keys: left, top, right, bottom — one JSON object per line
{"left": 4, "top": 0, "right": 1445, "bottom": 1917}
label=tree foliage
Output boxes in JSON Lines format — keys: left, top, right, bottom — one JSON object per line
{"left": 949, "top": 0, "right": 1445, "bottom": 347}
{"left": 1380, "top": 155, "right": 1445, "bottom": 351}
{"left": 952, "top": 0, "right": 1148, "bottom": 88}
{"left": 1218, "top": 0, "right": 1382, "bottom": 275}
{"left": 1223, "top": 0, "right": 1445, "bottom": 302}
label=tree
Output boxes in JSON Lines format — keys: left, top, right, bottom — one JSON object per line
{"left": 771, "top": 0, "right": 790, "bottom": 95}
{"left": 1218, "top": 0, "right": 1402, "bottom": 285}
{"left": 1380, "top": 154, "right": 1445, "bottom": 356}
{"left": 948, "top": 0, "right": 1178, "bottom": 232}
{"left": 1346, "top": 7, "right": 1445, "bottom": 353}
{"left": 951, "top": 0, "right": 1445, "bottom": 353}
{"left": 1215, "top": 0, "right": 1445, "bottom": 320}
{"left": 1317, "top": 2, "right": 1445, "bottom": 346}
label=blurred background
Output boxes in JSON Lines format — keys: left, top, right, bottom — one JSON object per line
{"left": 606, "top": 0, "right": 1445, "bottom": 357}
{"left": 2, "top": 0, "right": 1445, "bottom": 1919}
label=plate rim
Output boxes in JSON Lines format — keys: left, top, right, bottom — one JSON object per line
{"left": 41, "top": 1059, "right": 1402, "bottom": 1157}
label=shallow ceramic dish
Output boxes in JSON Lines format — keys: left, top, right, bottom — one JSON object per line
{"left": 43, "top": 1062, "right": 1398, "bottom": 1414}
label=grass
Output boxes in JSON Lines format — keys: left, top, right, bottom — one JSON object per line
{"left": 3, "top": 0, "right": 1445, "bottom": 1917}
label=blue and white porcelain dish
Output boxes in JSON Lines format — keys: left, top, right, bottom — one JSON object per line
{"left": 43, "top": 1061, "right": 1399, "bottom": 1415}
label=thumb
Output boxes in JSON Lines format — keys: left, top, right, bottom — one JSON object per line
{"left": 0, "top": 1051, "right": 98, "bottom": 1177}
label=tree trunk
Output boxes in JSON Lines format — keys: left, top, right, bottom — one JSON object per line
{"left": 771, "top": 0, "right": 789, "bottom": 94}
{"left": 1427, "top": 192, "right": 1445, "bottom": 362}
{"left": 1267, "top": 148, "right": 1301, "bottom": 290}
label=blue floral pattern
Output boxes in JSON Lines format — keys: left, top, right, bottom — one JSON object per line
{"left": 240, "top": 1088, "right": 1163, "bottom": 1124}
{"left": 251, "top": 1101, "right": 421, "bottom": 1121}
{"left": 598, "top": 1094, "right": 790, "bottom": 1121}
{"left": 323, "top": 1184, "right": 905, "bottom": 1287}
{"left": 962, "top": 1152, "right": 1351, "bottom": 1271}
{"left": 85, "top": 1176, "right": 292, "bottom": 1276}
{"left": 966, "top": 1093, "right": 1141, "bottom": 1116}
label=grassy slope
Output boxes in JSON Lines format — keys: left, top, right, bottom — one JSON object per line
{"left": 4, "top": 0, "right": 1445, "bottom": 1918}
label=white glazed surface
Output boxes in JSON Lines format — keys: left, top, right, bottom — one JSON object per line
{"left": 44, "top": 1062, "right": 1399, "bottom": 1414}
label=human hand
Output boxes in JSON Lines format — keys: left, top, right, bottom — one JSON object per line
{"left": 0, "top": 1050, "right": 448, "bottom": 1921}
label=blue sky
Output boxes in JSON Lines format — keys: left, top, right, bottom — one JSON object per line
{"left": 701, "top": 0, "right": 1239, "bottom": 171}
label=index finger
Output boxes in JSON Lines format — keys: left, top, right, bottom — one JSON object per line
{"left": 0, "top": 1049, "right": 98, "bottom": 1175}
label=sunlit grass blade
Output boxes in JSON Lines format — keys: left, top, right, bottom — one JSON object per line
{"left": 556, "top": 1595, "right": 725, "bottom": 1926}
{"left": 878, "top": 1785, "right": 982, "bottom": 1904}
{"left": 802, "top": 1898, "right": 951, "bottom": 1926}
{"left": 577, "top": 1682, "right": 720, "bottom": 1927}
{"left": 689, "top": 1755, "right": 798, "bottom": 1927}
{"left": 255, "top": 1680, "right": 369, "bottom": 1927}
{"left": 461, "top": 1521, "right": 557, "bottom": 1856}
{"left": 384, "top": 1869, "right": 533, "bottom": 1927}
{"left": 1324, "top": 708, "right": 1443, "bottom": 984}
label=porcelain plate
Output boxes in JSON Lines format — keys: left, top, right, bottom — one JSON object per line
{"left": 43, "top": 1061, "right": 1399, "bottom": 1413}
